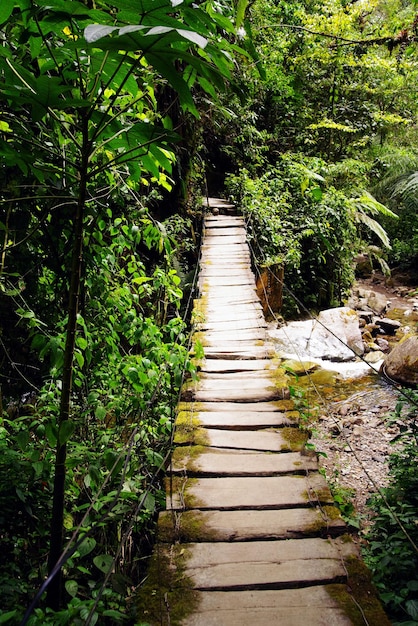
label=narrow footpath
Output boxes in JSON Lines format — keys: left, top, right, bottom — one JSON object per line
{"left": 137, "top": 203, "right": 389, "bottom": 625}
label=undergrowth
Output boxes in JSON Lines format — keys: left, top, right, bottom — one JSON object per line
{"left": 363, "top": 389, "right": 418, "bottom": 625}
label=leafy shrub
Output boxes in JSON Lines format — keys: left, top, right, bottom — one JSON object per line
{"left": 226, "top": 154, "right": 357, "bottom": 314}
{"left": 0, "top": 212, "right": 196, "bottom": 624}
{"left": 364, "top": 390, "right": 418, "bottom": 625}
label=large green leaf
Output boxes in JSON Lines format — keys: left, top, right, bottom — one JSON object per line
{"left": 0, "top": 0, "right": 14, "bottom": 25}
{"left": 357, "top": 213, "right": 392, "bottom": 249}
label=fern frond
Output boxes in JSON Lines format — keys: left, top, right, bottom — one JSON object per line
{"left": 391, "top": 171, "right": 418, "bottom": 212}
{"left": 355, "top": 191, "right": 399, "bottom": 219}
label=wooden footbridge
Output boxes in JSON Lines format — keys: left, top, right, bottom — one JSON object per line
{"left": 136, "top": 202, "right": 389, "bottom": 625}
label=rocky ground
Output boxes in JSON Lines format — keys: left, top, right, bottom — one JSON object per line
{"left": 304, "top": 270, "right": 418, "bottom": 527}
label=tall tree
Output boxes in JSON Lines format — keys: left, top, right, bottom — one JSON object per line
{"left": 1, "top": 0, "right": 242, "bottom": 611}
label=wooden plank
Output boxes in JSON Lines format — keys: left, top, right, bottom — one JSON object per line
{"left": 192, "top": 375, "right": 279, "bottom": 391}
{"left": 205, "top": 227, "right": 245, "bottom": 236}
{"left": 178, "top": 400, "right": 295, "bottom": 413}
{"left": 198, "top": 320, "right": 267, "bottom": 332}
{"left": 174, "top": 428, "right": 304, "bottom": 451}
{"left": 203, "top": 236, "right": 247, "bottom": 246}
{"left": 202, "top": 300, "right": 262, "bottom": 311}
{"left": 190, "top": 387, "right": 286, "bottom": 402}
{"left": 163, "top": 538, "right": 357, "bottom": 590}
{"left": 203, "top": 284, "right": 256, "bottom": 294}
{"left": 201, "top": 249, "right": 250, "bottom": 258}
{"left": 158, "top": 508, "right": 346, "bottom": 542}
{"left": 181, "top": 587, "right": 355, "bottom": 626}
{"left": 179, "top": 409, "right": 297, "bottom": 429}
{"left": 170, "top": 449, "right": 315, "bottom": 476}
{"left": 198, "top": 348, "right": 276, "bottom": 361}
{"left": 201, "top": 330, "right": 267, "bottom": 343}
{"left": 198, "top": 359, "right": 273, "bottom": 373}
{"left": 199, "top": 267, "right": 252, "bottom": 276}
{"left": 199, "top": 276, "right": 255, "bottom": 287}
{"left": 166, "top": 474, "right": 333, "bottom": 510}
{"left": 196, "top": 310, "right": 264, "bottom": 323}
{"left": 199, "top": 371, "right": 279, "bottom": 381}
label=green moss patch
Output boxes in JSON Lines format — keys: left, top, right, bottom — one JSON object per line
{"left": 280, "top": 426, "right": 309, "bottom": 450}
{"left": 285, "top": 410, "right": 300, "bottom": 423}
{"left": 174, "top": 424, "right": 209, "bottom": 447}
{"left": 135, "top": 543, "right": 199, "bottom": 625}
{"left": 272, "top": 399, "right": 295, "bottom": 411}
{"left": 327, "top": 555, "right": 391, "bottom": 626}
{"left": 171, "top": 444, "right": 206, "bottom": 467}
{"left": 165, "top": 476, "right": 202, "bottom": 510}
{"left": 158, "top": 510, "right": 217, "bottom": 543}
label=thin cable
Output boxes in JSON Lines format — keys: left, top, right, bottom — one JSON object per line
{"left": 244, "top": 214, "right": 418, "bottom": 556}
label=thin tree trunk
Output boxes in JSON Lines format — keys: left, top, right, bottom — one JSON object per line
{"left": 46, "top": 117, "right": 89, "bottom": 609}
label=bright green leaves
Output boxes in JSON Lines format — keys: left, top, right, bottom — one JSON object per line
{"left": 0, "top": 0, "right": 14, "bottom": 25}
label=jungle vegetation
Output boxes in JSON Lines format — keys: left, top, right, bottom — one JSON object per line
{"left": 0, "top": 0, "right": 417, "bottom": 623}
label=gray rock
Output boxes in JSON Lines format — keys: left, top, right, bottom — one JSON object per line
{"left": 382, "top": 336, "right": 418, "bottom": 384}
{"left": 364, "top": 350, "right": 386, "bottom": 364}
{"left": 376, "top": 337, "right": 390, "bottom": 352}
{"left": 357, "top": 311, "right": 374, "bottom": 324}
{"left": 270, "top": 307, "right": 364, "bottom": 362}
{"left": 346, "top": 289, "right": 387, "bottom": 315}
{"left": 366, "top": 291, "right": 388, "bottom": 315}
{"left": 317, "top": 307, "right": 364, "bottom": 358}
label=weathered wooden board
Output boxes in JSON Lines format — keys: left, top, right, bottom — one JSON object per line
{"left": 198, "top": 314, "right": 265, "bottom": 327}
{"left": 164, "top": 537, "right": 357, "bottom": 590}
{"left": 201, "top": 249, "right": 251, "bottom": 259}
{"left": 189, "top": 386, "right": 286, "bottom": 402}
{"left": 199, "top": 277, "right": 255, "bottom": 288}
{"left": 170, "top": 448, "right": 315, "bottom": 475}
{"left": 198, "top": 319, "right": 267, "bottom": 332}
{"left": 200, "top": 330, "right": 267, "bottom": 343}
{"left": 181, "top": 587, "right": 356, "bottom": 626}
{"left": 198, "top": 359, "right": 273, "bottom": 373}
{"left": 202, "top": 309, "right": 263, "bottom": 320}
{"left": 198, "top": 348, "right": 276, "bottom": 361}
{"left": 203, "top": 237, "right": 247, "bottom": 246}
{"left": 158, "top": 507, "right": 345, "bottom": 542}
{"left": 174, "top": 428, "right": 303, "bottom": 451}
{"left": 192, "top": 375, "right": 279, "bottom": 391}
{"left": 203, "top": 293, "right": 259, "bottom": 303}
{"left": 178, "top": 409, "right": 297, "bottom": 429}
{"left": 199, "top": 267, "right": 251, "bottom": 276}
{"left": 200, "top": 294, "right": 263, "bottom": 308}
{"left": 177, "top": 400, "right": 295, "bottom": 413}
{"left": 199, "top": 370, "right": 281, "bottom": 380}
{"left": 205, "top": 227, "right": 245, "bottom": 236}
{"left": 203, "top": 285, "right": 256, "bottom": 296}
{"left": 167, "top": 474, "right": 333, "bottom": 510}
{"left": 204, "top": 219, "right": 243, "bottom": 228}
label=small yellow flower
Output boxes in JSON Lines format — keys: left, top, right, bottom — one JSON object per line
{"left": 63, "top": 26, "right": 78, "bottom": 40}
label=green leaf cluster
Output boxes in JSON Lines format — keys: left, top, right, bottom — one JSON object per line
{"left": 364, "top": 390, "right": 418, "bottom": 625}
{"left": 226, "top": 153, "right": 358, "bottom": 312}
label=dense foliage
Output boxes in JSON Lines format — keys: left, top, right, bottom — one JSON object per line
{"left": 364, "top": 391, "right": 418, "bottom": 625}
{"left": 0, "top": 0, "right": 244, "bottom": 622}
{"left": 1, "top": 0, "right": 417, "bottom": 622}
